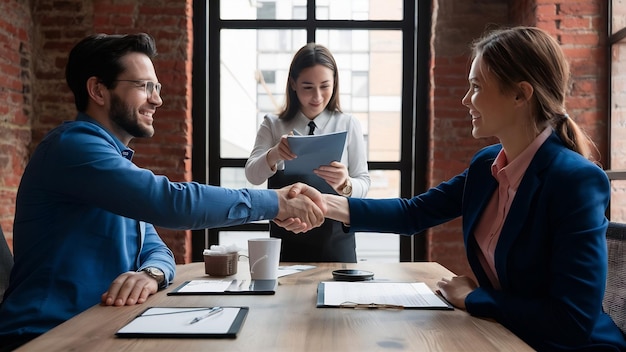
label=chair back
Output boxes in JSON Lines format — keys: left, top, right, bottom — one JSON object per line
{"left": 0, "top": 225, "right": 13, "bottom": 302}
{"left": 603, "top": 221, "right": 626, "bottom": 335}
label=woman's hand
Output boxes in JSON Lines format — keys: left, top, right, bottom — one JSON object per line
{"left": 273, "top": 217, "right": 308, "bottom": 233}
{"left": 314, "top": 161, "right": 349, "bottom": 192}
{"left": 266, "top": 134, "right": 297, "bottom": 169}
{"left": 436, "top": 275, "right": 478, "bottom": 310}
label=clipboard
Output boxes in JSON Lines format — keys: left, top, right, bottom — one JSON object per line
{"left": 167, "top": 279, "right": 277, "bottom": 295}
{"left": 115, "top": 306, "right": 249, "bottom": 338}
{"left": 316, "top": 281, "right": 453, "bottom": 310}
{"left": 284, "top": 131, "right": 347, "bottom": 176}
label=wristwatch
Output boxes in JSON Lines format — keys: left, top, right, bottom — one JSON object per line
{"left": 140, "top": 267, "right": 166, "bottom": 288}
{"left": 340, "top": 179, "right": 353, "bottom": 197}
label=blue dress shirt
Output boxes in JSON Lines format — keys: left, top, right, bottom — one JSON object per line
{"left": 0, "top": 113, "right": 279, "bottom": 339}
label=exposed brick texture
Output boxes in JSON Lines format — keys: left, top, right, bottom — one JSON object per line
{"left": 0, "top": 0, "right": 32, "bottom": 250}
{"left": 0, "top": 0, "right": 611, "bottom": 274}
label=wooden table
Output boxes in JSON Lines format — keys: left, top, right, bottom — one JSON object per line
{"left": 18, "top": 262, "right": 532, "bottom": 351}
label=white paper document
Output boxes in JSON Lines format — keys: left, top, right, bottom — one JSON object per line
{"left": 175, "top": 279, "right": 233, "bottom": 293}
{"left": 317, "top": 281, "right": 452, "bottom": 309}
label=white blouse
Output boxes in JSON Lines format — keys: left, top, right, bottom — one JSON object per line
{"left": 245, "top": 110, "right": 370, "bottom": 197}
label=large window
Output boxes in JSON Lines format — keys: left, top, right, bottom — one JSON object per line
{"left": 608, "top": 1, "right": 626, "bottom": 221}
{"left": 191, "top": 0, "right": 431, "bottom": 262}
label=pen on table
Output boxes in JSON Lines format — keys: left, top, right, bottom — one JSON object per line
{"left": 188, "top": 307, "right": 223, "bottom": 324}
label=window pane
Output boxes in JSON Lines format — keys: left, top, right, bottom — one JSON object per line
{"left": 611, "top": 40, "right": 626, "bottom": 170}
{"left": 220, "top": 29, "right": 306, "bottom": 159}
{"left": 220, "top": 0, "right": 402, "bottom": 21}
{"left": 611, "top": 180, "right": 626, "bottom": 221}
{"left": 220, "top": 0, "right": 259, "bottom": 20}
{"left": 612, "top": 0, "right": 626, "bottom": 34}
{"left": 368, "top": 170, "right": 400, "bottom": 198}
{"left": 610, "top": 38, "right": 626, "bottom": 221}
{"left": 219, "top": 231, "right": 269, "bottom": 254}
{"left": 220, "top": 167, "right": 266, "bottom": 189}
{"left": 317, "top": 0, "right": 403, "bottom": 20}
{"left": 317, "top": 29, "right": 403, "bottom": 162}
{"left": 356, "top": 232, "right": 399, "bottom": 262}
{"left": 257, "top": 1, "right": 276, "bottom": 19}
{"left": 356, "top": 170, "right": 401, "bottom": 262}
{"left": 220, "top": 0, "right": 306, "bottom": 20}
{"left": 353, "top": 72, "right": 368, "bottom": 97}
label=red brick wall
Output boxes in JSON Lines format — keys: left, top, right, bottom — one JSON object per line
{"left": 429, "top": 0, "right": 608, "bottom": 277}
{"left": 429, "top": 0, "right": 509, "bottom": 278}
{"left": 536, "top": 1, "right": 608, "bottom": 165}
{"left": 0, "top": 0, "right": 32, "bottom": 251}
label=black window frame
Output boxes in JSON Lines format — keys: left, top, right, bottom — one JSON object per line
{"left": 606, "top": 2, "right": 626, "bottom": 217}
{"left": 191, "top": 0, "right": 432, "bottom": 262}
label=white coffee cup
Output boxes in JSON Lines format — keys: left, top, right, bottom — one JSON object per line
{"left": 248, "top": 238, "right": 281, "bottom": 280}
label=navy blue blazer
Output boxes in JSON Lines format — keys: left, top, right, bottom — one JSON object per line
{"left": 347, "top": 132, "right": 626, "bottom": 351}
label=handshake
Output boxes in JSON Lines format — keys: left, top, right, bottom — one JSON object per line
{"left": 273, "top": 183, "right": 346, "bottom": 233}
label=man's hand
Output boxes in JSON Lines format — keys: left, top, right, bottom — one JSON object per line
{"left": 275, "top": 183, "right": 326, "bottom": 232}
{"left": 273, "top": 217, "right": 308, "bottom": 233}
{"left": 276, "top": 183, "right": 351, "bottom": 228}
{"left": 101, "top": 271, "right": 158, "bottom": 307}
{"left": 436, "top": 275, "right": 478, "bottom": 310}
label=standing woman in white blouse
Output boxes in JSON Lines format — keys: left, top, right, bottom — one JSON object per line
{"left": 245, "top": 43, "right": 370, "bottom": 262}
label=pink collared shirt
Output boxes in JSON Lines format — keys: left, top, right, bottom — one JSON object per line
{"left": 473, "top": 127, "right": 552, "bottom": 289}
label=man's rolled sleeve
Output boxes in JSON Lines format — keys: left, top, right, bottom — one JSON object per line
{"left": 242, "top": 189, "right": 279, "bottom": 221}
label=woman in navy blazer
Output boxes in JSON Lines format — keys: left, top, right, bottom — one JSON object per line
{"left": 281, "top": 27, "right": 626, "bottom": 351}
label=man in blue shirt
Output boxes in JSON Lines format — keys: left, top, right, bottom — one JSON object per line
{"left": 0, "top": 33, "right": 325, "bottom": 350}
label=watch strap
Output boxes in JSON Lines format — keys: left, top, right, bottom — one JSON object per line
{"left": 140, "top": 267, "right": 166, "bottom": 288}
{"left": 340, "top": 179, "right": 353, "bottom": 196}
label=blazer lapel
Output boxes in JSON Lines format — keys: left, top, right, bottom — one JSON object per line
{"left": 463, "top": 162, "right": 497, "bottom": 245}
{"left": 493, "top": 132, "right": 561, "bottom": 287}
{"left": 462, "top": 150, "right": 498, "bottom": 285}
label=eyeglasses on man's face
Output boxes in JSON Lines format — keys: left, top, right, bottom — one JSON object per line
{"left": 113, "top": 80, "right": 162, "bottom": 97}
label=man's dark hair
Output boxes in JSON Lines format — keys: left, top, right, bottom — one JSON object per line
{"left": 65, "top": 33, "right": 157, "bottom": 112}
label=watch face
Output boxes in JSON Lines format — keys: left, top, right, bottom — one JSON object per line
{"left": 144, "top": 267, "right": 165, "bottom": 284}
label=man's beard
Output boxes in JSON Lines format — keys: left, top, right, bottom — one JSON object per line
{"left": 109, "top": 93, "right": 153, "bottom": 138}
